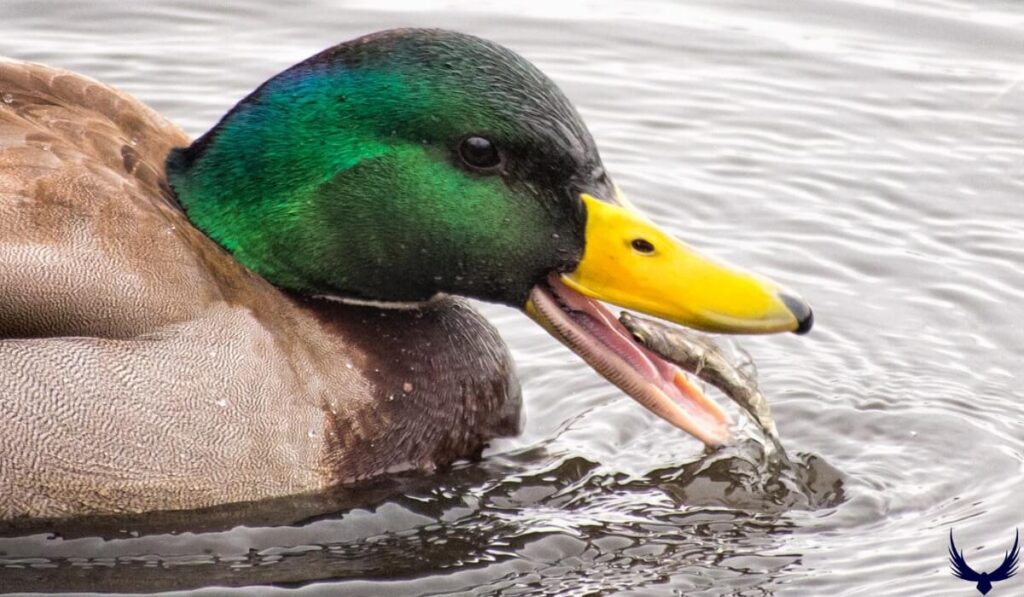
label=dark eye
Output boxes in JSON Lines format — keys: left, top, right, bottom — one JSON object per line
{"left": 458, "top": 136, "right": 502, "bottom": 171}
{"left": 631, "top": 238, "right": 655, "bottom": 254}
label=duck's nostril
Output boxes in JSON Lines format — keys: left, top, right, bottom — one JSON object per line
{"left": 779, "top": 292, "right": 814, "bottom": 335}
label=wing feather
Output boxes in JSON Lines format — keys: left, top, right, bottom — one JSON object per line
{"left": 989, "top": 529, "right": 1019, "bottom": 581}
{"left": 0, "top": 59, "right": 230, "bottom": 339}
{"left": 949, "top": 530, "right": 982, "bottom": 581}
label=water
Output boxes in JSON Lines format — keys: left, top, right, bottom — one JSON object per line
{"left": 1, "top": 1, "right": 1022, "bottom": 594}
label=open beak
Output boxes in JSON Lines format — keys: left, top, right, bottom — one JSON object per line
{"left": 525, "top": 193, "right": 812, "bottom": 446}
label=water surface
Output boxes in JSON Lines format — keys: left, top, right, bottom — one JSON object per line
{"left": 1, "top": 1, "right": 1022, "bottom": 594}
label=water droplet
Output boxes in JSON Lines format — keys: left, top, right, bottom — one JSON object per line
{"left": 216, "top": 399, "right": 227, "bottom": 408}
{"left": 433, "top": 275, "right": 442, "bottom": 282}
{"left": 552, "top": 232, "right": 560, "bottom": 239}
{"left": 1, "top": 92, "right": 13, "bottom": 104}
{"left": 403, "top": 382, "right": 414, "bottom": 393}
{"left": 307, "top": 430, "right": 317, "bottom": 438}
{"left": 345, "top": 361, "right": 353, "bottom": 369}
{"left": 40, "top": 143, "right": 51, "bottom": 151}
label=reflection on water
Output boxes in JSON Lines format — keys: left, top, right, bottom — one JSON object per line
{"left": 2, "top": 0, "right": 1023, "bottom": 594}
{"left": 0, "top": 441, "right": 842, "bottom": 594}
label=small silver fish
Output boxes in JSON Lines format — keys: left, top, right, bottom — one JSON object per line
{"left": 619, "top": 312, "right": 779, "bottom": 441}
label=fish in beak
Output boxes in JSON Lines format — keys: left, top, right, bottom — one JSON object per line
{"left": 525, "top": 193, "right": 812, "bottom": 446}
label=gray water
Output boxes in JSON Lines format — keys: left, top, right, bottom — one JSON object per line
{"left": 1, "top": 1, "right": 1023, "bottom": 595}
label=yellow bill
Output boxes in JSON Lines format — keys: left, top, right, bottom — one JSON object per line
{"left": 563, "top": 193, "right": 812, "bottom": 334}
{"left": 524, "top": 191, "right": 812, "bottom": 446}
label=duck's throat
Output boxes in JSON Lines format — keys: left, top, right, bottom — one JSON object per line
{"left": 296, "top": 295, "right": 522, "bottom": 480}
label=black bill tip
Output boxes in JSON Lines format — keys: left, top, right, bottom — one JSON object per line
{"left": 779, "top": 292, "right": 814, "bottom": 335}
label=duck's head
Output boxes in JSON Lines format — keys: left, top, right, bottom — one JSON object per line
{"left": 168, "top": 28, "right": 812, "bottom": 446}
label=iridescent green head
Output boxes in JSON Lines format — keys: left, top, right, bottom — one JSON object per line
{"left": 169, "top": 28, "right": 814, "bottom": 447}
{"left": 168, "top": 28, "right": 607, "bottom": 305}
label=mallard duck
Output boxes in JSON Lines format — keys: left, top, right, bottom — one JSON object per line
{"left": 0, "top": 29, "right": 811, "bottom": 520}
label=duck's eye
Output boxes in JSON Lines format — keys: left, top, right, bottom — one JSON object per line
{"left": 631, "top": 238, "right": 655, "bottom": 254}
{"left": 459, "top": 136, "right": 502, "bottom": 171}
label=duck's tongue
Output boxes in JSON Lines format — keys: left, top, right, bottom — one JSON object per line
{"left": 527, "top": 274, "right": 730, "bottom": 445}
